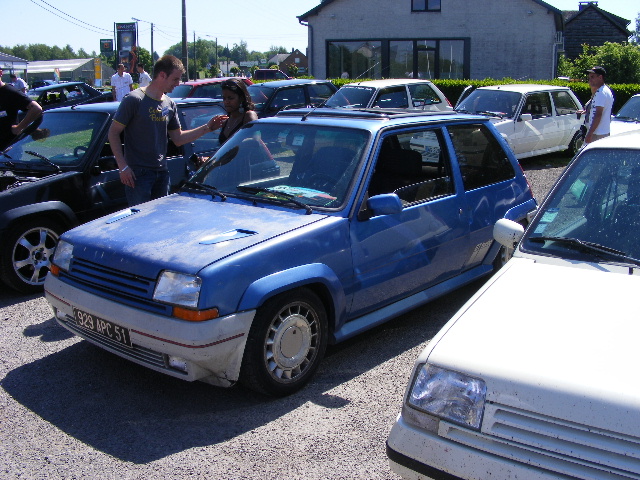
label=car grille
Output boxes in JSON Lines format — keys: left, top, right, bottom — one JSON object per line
{"left": 440, "top": 403, "right": 640, "bottom": 479}
{"left": 58, "top": 313, "right": 186, "bottom": 375}
{"left": 63, "top": 258, "right": 170, "bottom": 316}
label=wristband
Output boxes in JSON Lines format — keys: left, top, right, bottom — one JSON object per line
{"left": 120, "top": 166, "right": 129, "bottom": 173}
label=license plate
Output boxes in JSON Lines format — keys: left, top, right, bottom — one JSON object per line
{"left": 72, "top": 308, "right": 132, "bottom": 348}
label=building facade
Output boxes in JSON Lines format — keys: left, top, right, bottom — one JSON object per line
{"left": 298, "top": 0, "right": 565, "bottom": 80}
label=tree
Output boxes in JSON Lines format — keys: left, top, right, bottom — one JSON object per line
{"left": 559, "top": 42, "right": 640, "bottom": 83}
{"left": 631, "top": 12, "right": 640, "bottom": 44}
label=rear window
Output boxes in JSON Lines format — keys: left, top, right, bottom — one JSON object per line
{"left": 167, "top": 85, "right": 193, "bottom": 98}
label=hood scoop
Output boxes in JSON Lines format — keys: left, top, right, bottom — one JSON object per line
{"left": 106, "top": 208, "right": 141, "bottom": 223}
{"left": 199, "top": 229, "right": 257, "bottom": 245}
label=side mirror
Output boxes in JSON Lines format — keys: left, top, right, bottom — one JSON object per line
{"left": 493, "top": 218, "right": 525, "bottom": 249}
{"left": 519, "top": 113, "right": 533, "bottom": 122}
{"left": 367, "top": 194, "right": 403, "bottom": 216}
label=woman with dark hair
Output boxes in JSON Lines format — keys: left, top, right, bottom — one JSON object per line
{"left": 217, "top": 78, "right": 258, "bottom": 145}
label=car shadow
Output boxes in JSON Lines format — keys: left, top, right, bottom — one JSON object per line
{"left": 1, "top": 280, "right": 481, "bottom": 464}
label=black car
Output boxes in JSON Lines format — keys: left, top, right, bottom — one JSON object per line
{"left": 0, "top": 98, "right": 227, "bottom": 293}
{"left": 247, "top": 79, "right": 338, "bottom": 118}
{"left": 28, "top": 81, "right": 112, "bottom": 111}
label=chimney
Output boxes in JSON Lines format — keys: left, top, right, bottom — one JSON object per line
{"left": 579, "top": 1, "right": 597, "bottom": 11}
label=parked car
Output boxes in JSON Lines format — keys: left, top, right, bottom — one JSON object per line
{"left": 247, "top": 79, "right": 338, "bottom": 117}
{"left": 387, "top": 129, "right": 640, "bottom": 480}
{"left": 454, "top": 84, "right": 584, "bottom": 159}
{"left": 167, "top": 77, "right": 253, "bottom": 100}
{"left": 0, "top": 98, "right": 227, "bottom": 293}
{"left": 252, "top": 69, "right": 291, "bottom": 81}
{"left": 30, "top": 79, "right": 55, "bottom": 90}
{"left": 28, "top": 81, "right": 112, "bottom": 111}
{"left": 44, "top": 107, "right": 536, "bottom": 397}
{"left": 610, "top": 93, "right": 640, "bottom": 135}
{"left": 324, "top": 79, "right": 452, "bottom": 112}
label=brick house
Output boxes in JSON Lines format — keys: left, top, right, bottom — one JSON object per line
{"left": 279, "top": 49, "right": 309, "bottom": 75}
{"left": 562, "top": 1, "right": 631, "bottom": 59}
{"left": 298, "top": 0, "right": 566, "bottom": 80}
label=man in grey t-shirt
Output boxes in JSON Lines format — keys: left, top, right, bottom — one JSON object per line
{"left": 108, "top": 55, "right": 226, "bottom": 206}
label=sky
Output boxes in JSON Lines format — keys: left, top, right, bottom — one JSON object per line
{"left": 2, "top": 0, "right": 638, "bottom": 57}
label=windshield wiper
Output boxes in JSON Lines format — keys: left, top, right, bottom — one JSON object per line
{"left": 236, "top": 185, "right": 313, "bottom": 214}
{"left": 530, "top": 235, "right": 640, "bottom": 267}
{"left": 475, "top": 110, "right": 507, "bottom": 118}
{"left": 24, "top": 151, "right": 61, "bottom": 172}
{"left": 181, "top": 180, "right": 227, "bottom": 201}
{"left": 614, "top": 115, "right": 640, "bottom": 122}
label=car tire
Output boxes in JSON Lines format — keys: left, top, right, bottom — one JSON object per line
{"left": 567, "top": 131, "right": 584, "bottom": 157}
{"left": 0, "top": 218, "right": 62, "bottom": 293}
{"left": 240, "top": 288, "right": 328, "bottom": 396}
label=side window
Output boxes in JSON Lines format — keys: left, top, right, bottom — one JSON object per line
{"left": 521, "top": 92, "right": 553, "bottom": 119}
{"left": 412, "top": 0, "right": 441, "bottom": 12}
{"left": 448, "top": 123, "right": 515, "bottom": 191}
{"left": 373, "top": 87, "right": 409, "bottom": 108}
{"left": 271, "top": 87, "right": 306, "bottom": 111}
{"left": 368, "top": 130, "right": 454, "bottom": 205}
{"left": 408, "top": 84, "right": 442, "bottom": 107}
{"left": 307, "top": 84, "right": 336, "bottom": 106}
{"left": 552, "top": 91, "right": 579, "bottom": 116}
{"left": 194, "top": 84, "right": 223, "bottom": 99}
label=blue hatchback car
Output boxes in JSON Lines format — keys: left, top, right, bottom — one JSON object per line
{"left": 45, "top": 108, "right": 536, "bottom": 396}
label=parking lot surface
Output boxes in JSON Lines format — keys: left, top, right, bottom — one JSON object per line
{"left": 0, "top": 157, "right": 566, "bottom": 480}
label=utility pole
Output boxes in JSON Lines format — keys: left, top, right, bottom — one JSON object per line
{"left": 182, "top": 0, "right": 188, "bottom": 80}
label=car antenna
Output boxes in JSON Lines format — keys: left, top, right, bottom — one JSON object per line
{"left": 301, "top": 62, "right": 381, "bottom": 122}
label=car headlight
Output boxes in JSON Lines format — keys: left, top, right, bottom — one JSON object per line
{"left": 153, "top": 271, "right": 202, "bottom": 308}
{"left": 405, "top": 364, "right": 486, "bottom": 431}
{"left": 52, "top": 239, "right": 74, "bottom": 272}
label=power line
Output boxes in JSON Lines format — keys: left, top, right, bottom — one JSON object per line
{"left": 30, "top": 0, "right": 112, "bottom": 35}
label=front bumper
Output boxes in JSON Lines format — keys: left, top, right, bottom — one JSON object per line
{"left": 44, "top": 274, "right": 255, "bottom": 387}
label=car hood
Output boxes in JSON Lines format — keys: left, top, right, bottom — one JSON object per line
{"left": 66, "top": 193, "right": 330, "bottom": 277}
{"left": 610, "top": 117, "right": 640, "bottom": 136}
{"left": 427, "top": 257, "right": 640, "bottom": 436}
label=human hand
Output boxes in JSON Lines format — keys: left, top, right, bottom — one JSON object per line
{"left": 208, "top": 115, "right": 228, "bottom": 131}
{"left": 119, "top": 167, "right": 136, "bottom": 188}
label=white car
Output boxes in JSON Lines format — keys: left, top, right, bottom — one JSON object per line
{"left": 387, "top": 130, "right": 640, "bottom": 480}
{"left": 610, "top": 93, "right": 640, "bottom": 136}
{"left": 455, "top": 84, "right": 584, "bottom": 159}
{"left": 324, "top": 79, "right": 452, "bottom": 112}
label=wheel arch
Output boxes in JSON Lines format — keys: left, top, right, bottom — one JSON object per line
{"left": 237, "top": 263, "right": 347, "bottom": 338}
{"left": 0, "top": 201, "right": 78, "bottom": 237}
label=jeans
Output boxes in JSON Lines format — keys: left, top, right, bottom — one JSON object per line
{"left": 125, "top": 168, "right": 170, "bottom": 207}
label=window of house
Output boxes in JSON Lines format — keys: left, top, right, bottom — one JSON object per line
{"left": 447, "top": 124, "right": 515, "bottom": 191}
{"left": 412, "top": 0, "right": 442, "bottom": 12}
{"left": 327, "top": 41, "right": 382, "bottom": 79}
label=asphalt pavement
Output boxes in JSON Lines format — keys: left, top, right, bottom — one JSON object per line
{"left": 0, "top": 156, "right": 567, "bottom": 480}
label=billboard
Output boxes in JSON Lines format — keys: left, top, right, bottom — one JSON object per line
{"left": 115, "top": 22, "right": 138, "bottom": 73}
{"left": 100, "top": 39, "right": 114, "bottom": 54}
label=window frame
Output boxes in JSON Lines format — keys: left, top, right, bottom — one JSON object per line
{"left": 412, "top": 0, "right": 442, "bottom": 12}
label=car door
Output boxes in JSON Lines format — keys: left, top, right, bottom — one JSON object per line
{"left": 348, "top": 127, "right": 469, "bottom": 318}
{"left": 512, "top": 91, "right": 558, "bottom": 154}
{"left": 551, "top": 90, "right": 582, "bottom": 147}
{"left": 371, "top": 86, "right": 410, "bottom": 109}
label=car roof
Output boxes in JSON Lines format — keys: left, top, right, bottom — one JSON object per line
{"left": 270, "top": 107, "right": 483, "bottom": 132}
{"left": 46, "top": 97, "right": 224, "bottom": 114}
{"left": 31, "top": 81, "right": 93, "bottom": 93}
{"left": 250, "top": 79, "right": 332, "bottom": 88}
{"left": 477, "top": 84, "right": 571, "bottom": 93}
{"left": 342, "top": 79, "right": 436, "bottom": 88}
{"left": 178, "top": 77, "right": 250, "bottom": 86}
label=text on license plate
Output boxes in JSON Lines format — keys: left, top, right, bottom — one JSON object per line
{"left": 72, "top": 308, "right": 132, "bottom": 348}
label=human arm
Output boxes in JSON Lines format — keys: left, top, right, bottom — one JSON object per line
{"left": 168, "top": 114, "right": 227, "bottom": 147}
{"left": 585, "top": 106, "right": 603, "bottom": 143}
{"left": 10, "top": 101, "right": 42, "bottom": 136}
{"left": 108, "top": 120, "right": 135, "bottom": 187}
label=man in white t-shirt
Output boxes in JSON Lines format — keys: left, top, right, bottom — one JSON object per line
{"left": 136, "top": 64, "right": 152, "bottom": 88}
{"left": 10, "top": 74, "right": 27, "bottom": 93}
{"left": 111, "top": 64, "right": 133, "bottom": 101}
{"left": 585, "top": 66, "right": 614, "bottom": 144}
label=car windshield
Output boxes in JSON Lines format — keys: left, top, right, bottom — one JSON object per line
{"left": 522, "top": 148, "right": 640, "bottom": 263}
{"left": 614, "top": 96, "right": 640, "bottom": 122}
{"left": 456, "top": 90, "right": 522, "bottom": 119}
{"left": 188, "top": 122, "right": 369, "bottom": 209}
{"left": 167, "top": 84, "right": 193, "bottom": 98}
{"left": 246, "top": 85, "right": 272, "bottom": 111}
{"left": 0, "top": 111, "right": 109, "bottom": 168}
{"left": 324, "top": 86, "right": 375, "bottom": 108}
